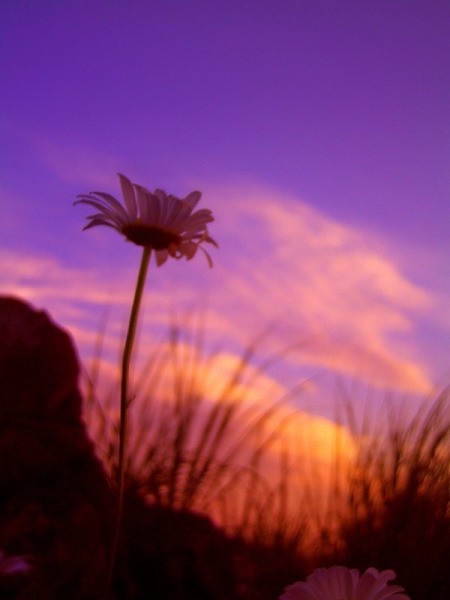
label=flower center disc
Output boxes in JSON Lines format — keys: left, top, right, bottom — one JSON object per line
{"left": 122, "top": 224, "right": 181, "bottom": 249}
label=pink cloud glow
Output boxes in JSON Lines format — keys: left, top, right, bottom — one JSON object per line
{"left": 0, "top": 176, "right": 443, "bottom": 396}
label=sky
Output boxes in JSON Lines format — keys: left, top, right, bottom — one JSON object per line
{"left": 1, "top": 1, "right": 449, "bottom": 433}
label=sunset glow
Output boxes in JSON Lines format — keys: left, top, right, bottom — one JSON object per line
{"left": 1, "top": 0, "right": 449, "bottom": 487}
{"left": 1, "top": 6, "right": 449, "bottom": 597}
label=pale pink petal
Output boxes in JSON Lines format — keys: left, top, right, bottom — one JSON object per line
{"left": 160, "top": 196, "right": 184, "bottom": 227}
{"left": 0, "top": 551, "right": 32, "bottom": 576}
{"left": 278, "top": 567, "right": 409, "bottom": 600}
{"left": 154, "top": 249, "right": 169, "bottom": 266}
{"left": 83, "top": 218, "right": 120, "bottom": 231}
{"left": 134, "top": 185, "right": 152, "bottom": 222}
{"left": 183, "top": 190, "right": 201, "bottom": 209}
{"left": 168, "top": 203, "right": 193, "bottom": 229}
{"left": 76, "top": 175, "right": 216, "bottom": 265}
{"left": 196, "top": 244, "right": 214, "bottom": 267}
{"left": 88, "top": 192, "right": 130, "bottom": 221}
{"left": 75, "top": 199, "right": 128, "bottom": 227}
{"left": 279, "top": 582, "right": 319, "bottom": 600}
{"left": 180, "top": 240, "right": 198, "bottom": 260}
{"left": 153, "top": 189, "right": 167, "bottom": 202}
{"left": 118, "top": 173, "right": 137, "bottom": 220}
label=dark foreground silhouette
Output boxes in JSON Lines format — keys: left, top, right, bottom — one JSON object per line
{"left": 0, "top": 297, "right": 250, "bottom": 599}
{"left": 2, "top": 296, "right": 448, "bottom": 600}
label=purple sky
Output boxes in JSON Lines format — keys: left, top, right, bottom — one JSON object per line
{"left": 1, "top": 1, "right": 449, "bottom": 421}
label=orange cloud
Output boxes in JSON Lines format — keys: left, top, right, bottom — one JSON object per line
{"left": 80, "top": 337, "right": 356, "bottom": 536}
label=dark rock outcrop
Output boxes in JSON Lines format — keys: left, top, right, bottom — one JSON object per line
{"left": 0, "top": 296, "right": 113, "bottom": 599}
{"left": 0, "top": 296, "right": 244, "bottom": 599}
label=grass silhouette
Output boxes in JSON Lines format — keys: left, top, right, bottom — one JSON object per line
{"left": 321, "top": 388, "right": 450, "bottom": 600}
{"left": 82, "top": 320, "right": 449, "bottom": 600}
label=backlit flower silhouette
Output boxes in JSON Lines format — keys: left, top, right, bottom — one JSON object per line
{"left": 75, "top": 173, "right": 216, "bottom": 598}
{"left": 0, "top": 551, "right": 32, "bottom": 576}
{"left": 279, "top": 566, "right": 410, "bottom": 600}
{"left": 76, "top": 173, "right": 217, "bottom": 266}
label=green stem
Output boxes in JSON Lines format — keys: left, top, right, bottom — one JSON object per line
{"left": 104, "top": 246, "right": 151, "bottom": 599}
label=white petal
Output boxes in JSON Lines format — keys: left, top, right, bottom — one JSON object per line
{"left": 183, "top": 190, "right": 201, "bottom": 209}
{"left": 81, "top": 192, "right": 130, "bottom": 222}
{"left": 155, "top": 249, "right": 169, "bottom": 266}
{"left": 135, "top": 185, "right": 152, "bottom": 223}
{"left": 205, "top": 234, "right": 219, "bottom": 247}
{"left": 0, "top": 552, "right": 32, "bottom": 575}
{"left": 148, "top": 191, "right": 165, "bottom": 224}
{"left": 180, "top": 240, "right": 198, "bottom": 259}
{"left": 75, "top": 199, "right": 128, "bottom": 227}
{"left": 180, "top": 218, "right": 211, "bottom": 236}
{"left": 118, "top": 174, "right": 138, "bottom": 220}
{"left": 197, "top": 244, "right": 214, "bottom": 267}
{"left": 182, "top": 208, "right": 214, "bottom": 228}
{"left": 168, "top": 203, "right": 194, "bottom": 229}
{"left": 160, "top": 196, "right": 183, "bottom": 227}
{"left": 84, "top": 211, "right": 124, "bottom": 227}
{"left": 153, "top": 189, "right": 167, "bottom": 202}
{"left": 83, "top": 219, "right": 119, "bottom": 231}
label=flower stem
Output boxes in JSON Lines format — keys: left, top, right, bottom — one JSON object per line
{"left": 104, "top": 246, "right": 151, "bottom": 599}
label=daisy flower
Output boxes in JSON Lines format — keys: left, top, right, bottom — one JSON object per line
{"left": 0, "top": 551, "right": 32, "bottom": 576}
{"left": 279, "top": 566, "right": 410, "bottom": 600}
{"left": 75, "top": 173, "right": 217, "bottom": 266}
{"left": 74, "top": 172, "right": 217, "bottom": 598}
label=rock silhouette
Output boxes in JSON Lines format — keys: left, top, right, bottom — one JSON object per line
{"left": 0, "top": 296, "right": 113, "bottom": 598}
{"left": 0, "top": 297, "right": 241, "bottom": 599}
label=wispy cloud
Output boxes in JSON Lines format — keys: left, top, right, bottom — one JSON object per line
{"left": 0, "top": 176, "right": 444, "bottom": 395}
{"left": 197, "top": 181, "right": 437, "bottom": 393}
{"left": 1, "top": 179, "right": 443, "bottom": 525}
{"left": 35, "top": 139, "right": 127, "bottom": 189}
